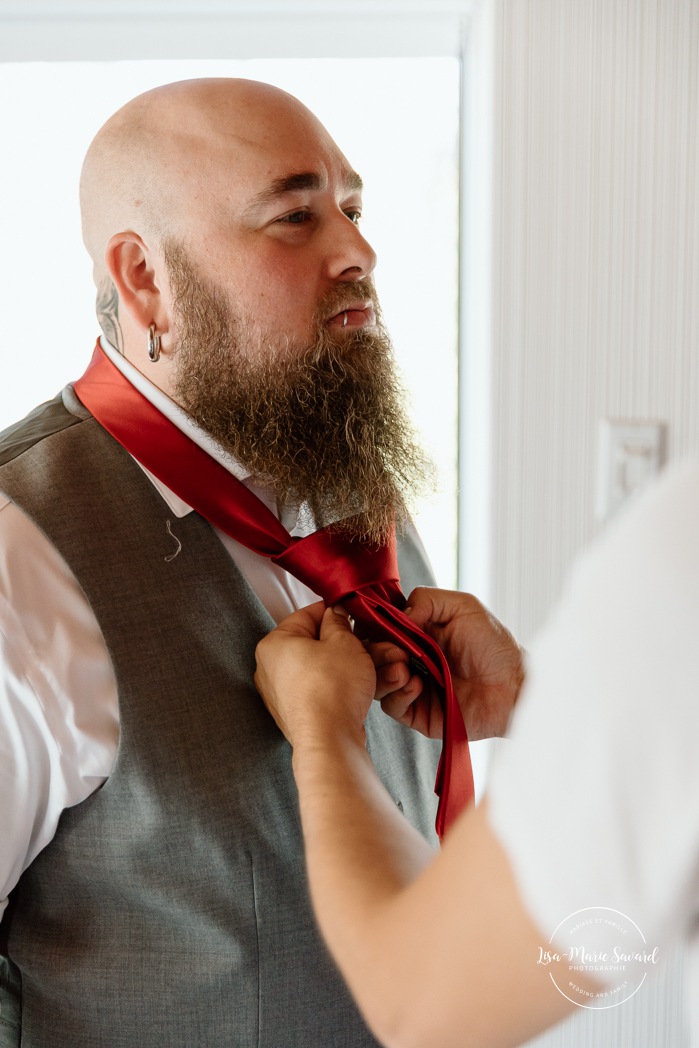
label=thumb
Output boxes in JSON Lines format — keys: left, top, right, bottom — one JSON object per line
{"left": 275, "top": 600, "right": 326, "bottom": 639}
{"left": 403, "top": 586, "right": 436, "bottom": 629}
{"left": 319, "top": 604, "right": 354, "bottom": 640}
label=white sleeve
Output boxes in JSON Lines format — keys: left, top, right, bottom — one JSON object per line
{"left": 487, "top": 459, "right": 699, "bottom": 953}
{"left": 0, "top": 497, "right": 118, "bottom": 918}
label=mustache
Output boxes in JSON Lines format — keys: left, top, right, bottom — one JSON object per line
{"left": 313, "top": 278, "right": 380, "bottom": 325}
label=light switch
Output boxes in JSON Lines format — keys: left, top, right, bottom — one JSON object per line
{"left": 596, "top": 419, "right": 667, "bottom": 522}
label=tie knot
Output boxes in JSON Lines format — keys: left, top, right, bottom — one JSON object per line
{"left": 273, "top": 524, "right": 401, "bottom": 605}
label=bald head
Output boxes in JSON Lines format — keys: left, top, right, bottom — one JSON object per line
{"left": 79, "top": 77, "right": 374, "bottom": 389}
{"left": 80, "top": 78, "right": 327, "bottom": 284}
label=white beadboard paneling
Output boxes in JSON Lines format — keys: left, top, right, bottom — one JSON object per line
{"left": 492, "top": 0, "right": 699, "bottom": 645}
{"left": 487, "top": 1, "right": 697, "bottom": 1045}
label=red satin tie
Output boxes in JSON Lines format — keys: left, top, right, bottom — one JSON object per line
{"left": 73, "top": 341, "right": 474, "bottom": 837}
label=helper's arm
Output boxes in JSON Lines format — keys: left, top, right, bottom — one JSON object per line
{"left": 254, "top": 602, "right": 596, "bottom": 1048}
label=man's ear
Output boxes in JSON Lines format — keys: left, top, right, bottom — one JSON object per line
{"left": 105, "top": 232, "right": 169, "bottom": 334}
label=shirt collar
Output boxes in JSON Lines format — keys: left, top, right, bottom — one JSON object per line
{"left": 100, "top": 336, "right": 252, "bottom": 483}
{"left": 98, "top": 338, "right": 311, "bottom": 535}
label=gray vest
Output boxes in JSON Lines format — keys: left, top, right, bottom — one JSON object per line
{"left": 0, "top": 387, "right": 439, "bottom": 1048}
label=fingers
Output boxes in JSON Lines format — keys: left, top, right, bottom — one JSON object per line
{"left": 403, "top": 586, "right": 444, "bottom": 629}
{"left": 404, "top": 586, "right": 486, "bottom": 631}
{"left": 318, "top": 604, "right": 353, "bottom": 639}
{"left": 374, "top": 660, "right": 412, "bottom": 700}
{"left": 367, "top": 640, "right": 410, "bottom": 668}
{"left": 275, "top": 600, "right": 327, "bottom": 639}
{"left": 380, "top": 676, "right": 424, "bottom": 719}
{"left": 380, "top": 683, "right": 444, "bottom": 739}
{"left": 364, "top": 639, "right": 412, "bottom": 700}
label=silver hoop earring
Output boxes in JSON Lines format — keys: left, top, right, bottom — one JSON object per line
{"left": 147, "top": 324, "right": 161, "bottom": 363}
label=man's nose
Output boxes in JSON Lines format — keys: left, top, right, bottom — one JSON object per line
{"left": 325, "top": 214, "right": 377, "bottom": 282}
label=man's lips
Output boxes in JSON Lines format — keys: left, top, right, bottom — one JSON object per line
{"left": 326, "top": 301, "right": 376, "bottom": 329}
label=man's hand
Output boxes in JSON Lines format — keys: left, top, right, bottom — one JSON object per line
{"left": 254, "top": 602, "right": 377, "bottom": 748}
{"left": 374, "top": 588, "right": 525, "bottom": 741}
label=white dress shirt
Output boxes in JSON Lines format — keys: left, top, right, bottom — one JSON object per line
{"left": 0, "top": 340, "right": 321, "bottom": 919}
{"left": 488, "top": 459, "right": 699, "bottom": 1038}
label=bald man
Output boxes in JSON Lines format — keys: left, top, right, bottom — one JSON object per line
{"left": 0, "top": 80, "right": 443, "bottom": 1048}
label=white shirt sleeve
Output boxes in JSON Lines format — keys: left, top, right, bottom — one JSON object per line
{"left": 0, "top": 495, "right": 118, "bottom": 918}
{"left": 487, "top": 459, "right": 699, "bottom": 954}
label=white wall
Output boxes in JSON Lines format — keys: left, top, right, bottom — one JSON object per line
{"left": 484, "top": 0, "right": 697, "bottom": 1044}
{"left": 489, "top": 0, "right": 699, "bottom": 644}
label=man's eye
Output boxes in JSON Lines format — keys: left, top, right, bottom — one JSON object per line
{"left": 279, "top": 211, "right": 310, "bottom": 224}
{"left": 345, "top": 209, "right": 362, "bottom": 225}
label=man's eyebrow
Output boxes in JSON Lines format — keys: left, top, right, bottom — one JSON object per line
{"left": 243, "top": 170, "right": 364, "bottom": 214}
